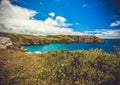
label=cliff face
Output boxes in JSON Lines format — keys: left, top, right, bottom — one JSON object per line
{"left": 0, "top": 32, "right": 104, "bottom": 49}
{"left": 0, "top": 37, "right": 13, "bottom": 49}
{"left": 69, "top": 35, "right": 104, "bottom": 43}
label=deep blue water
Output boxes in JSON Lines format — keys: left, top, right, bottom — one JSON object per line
{"left": 23, "top": 39, "right": 120, "bottom": 53}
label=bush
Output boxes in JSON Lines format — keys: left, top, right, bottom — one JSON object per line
{"left": 0, "top": 49, "right": 120, "bottom": 85}
{"left": 41, "top": 50, "right": 120, "bottom": 85}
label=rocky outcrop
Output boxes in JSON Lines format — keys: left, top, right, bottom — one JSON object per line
{"left": 0, "top": 37, "right": 13, "bottom": 49}
{"left": 70, "top": 36, "right": 104, "bottom": 43}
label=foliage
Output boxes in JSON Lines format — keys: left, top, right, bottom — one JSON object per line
{"left": 0, "top": 49, "right": 120, "bottom": 85}
{"left": 41, "top": 49, "right": 120, "bottom": 85}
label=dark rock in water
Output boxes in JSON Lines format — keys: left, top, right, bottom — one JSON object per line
{"left": 0, "top": 37, "right": 13, "bottom": 49}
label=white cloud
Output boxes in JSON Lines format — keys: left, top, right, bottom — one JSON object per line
{"left": 0, "top": 0, "right": 37, "bottom": 20}
{"left": 44, "top": 16, "right": 72, "bottom": 27}
{"left": 0, "top": 0, "right": 83, "bottom": 36}
{"left": 49, "top": 12, "right": 55, "bottom": 17}
{"left": 110, "top": 21, "right": 120, "bottom": 27}
{"left": 84, "top": 29, "right": 120, "bottom": 39}
{"left": 101, "top": 30, "right": 120, "bottom": 38}
{"left": 0, "top": 0, "right": 119, "bottom": 39}
{"left": 56, "top": 16, "right": 66, "bottom": 22}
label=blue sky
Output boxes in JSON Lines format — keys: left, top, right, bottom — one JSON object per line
{"left": 0, "top": 0, "right": 120, "bottom": 38}
{"left": 11, "top": 0, "right": 120, "bottom": 31}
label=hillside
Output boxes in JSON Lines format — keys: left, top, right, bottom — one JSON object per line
{"left": 0, "top": 32, "right": 104, "bottom": 49}
{"left": 0, "top": 32, "right": 120, "bottom": 85}
{"left": 0, "top": 49, "right": 120, "bottom": 85}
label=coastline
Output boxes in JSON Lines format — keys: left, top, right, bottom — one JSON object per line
{"left": 0, "top": 32, "right": 105, "bottom": 50}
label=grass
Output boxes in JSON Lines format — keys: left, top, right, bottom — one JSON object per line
{"left": 0, "top": 49, "right": 120, "bottom": 85}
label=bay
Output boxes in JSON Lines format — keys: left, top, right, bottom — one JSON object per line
{"left": 23, "top": 39, "right": 120, "bottom": 53}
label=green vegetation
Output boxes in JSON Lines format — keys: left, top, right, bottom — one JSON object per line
{"left": 0, "top": 32, "right": 104, "bottom": 49}
{"left": 0, "top": 49, "right": 120, "bottom": 85}
{"left": 0, "top": 32, "right": 119, "bottom": 85}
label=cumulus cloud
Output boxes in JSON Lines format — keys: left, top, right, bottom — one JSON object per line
{"left": 0, "top": 0, "right": 119, "bottom": 39}
{"left": 49, "top": 12, "right": 55, "bottom": 17}
{"left": 0, "top": 0, "right": 83, "bottom": 35}
{"left": 56, "top": 16, "right": 66, "bottom": 22}
{"left": 44, "top": 16, "right": 72, "bottom": 27}
{"left": 110, "top": 21, "right": 120, "bottom": 27}
{"left": 84, "top": 29, "right": 120, "bottom": 39}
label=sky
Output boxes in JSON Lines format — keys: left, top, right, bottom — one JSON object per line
{"left": 0, "top": 0, "right": 120, "bottom": 38}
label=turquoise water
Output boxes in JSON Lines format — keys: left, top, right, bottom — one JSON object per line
{"left": 23, "top": 39, "right": 120, "bottom": 53}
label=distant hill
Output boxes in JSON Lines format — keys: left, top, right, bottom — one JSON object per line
{"left": 0, "top": 32, "right": 104, "bottom": 49}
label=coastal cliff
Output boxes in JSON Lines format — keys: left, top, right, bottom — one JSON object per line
{"left": 0, "top": 32, "right": 104, "bottom": 49}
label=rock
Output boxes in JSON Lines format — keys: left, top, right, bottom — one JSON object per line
{"left": 25, "top": 52, "right": 33, "bottom": 54}
{"left": 34, "top": 51, "right": 42, "bottom": 54}
{"left": 28, "top": 39, "right": 39, "bottom": 45}
{"left": 71, "top": 36, "right": 104, "bottom": 43}
{"left": 0, "top": 37, "right": 13, "bottom": 49}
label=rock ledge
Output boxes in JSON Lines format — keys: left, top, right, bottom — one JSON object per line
{"left": 0, "top": 37, "right": 13, "bottom": 49}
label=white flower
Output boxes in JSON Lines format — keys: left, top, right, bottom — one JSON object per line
{"left": 61, "top": 64, "right": 64, "bottom": 66}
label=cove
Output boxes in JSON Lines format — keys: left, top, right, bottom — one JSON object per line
{"left": 23, "top": 39, "right": 120, "bottom": 53}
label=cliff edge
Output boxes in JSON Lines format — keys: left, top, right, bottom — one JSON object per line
{"left": 0, "top": 32, "right": 104, "bottom": 49}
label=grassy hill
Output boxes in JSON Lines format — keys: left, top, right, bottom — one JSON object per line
{"left": 0, "top": 32, "right": 104, "bottom": 49}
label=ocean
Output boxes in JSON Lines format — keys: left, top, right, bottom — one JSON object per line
{"left": 23, "top": 39, "right": 120, "bottom": 53}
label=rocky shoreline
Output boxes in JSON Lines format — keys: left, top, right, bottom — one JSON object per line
{"left": 0, "top": 32, "right": 104, "bottom": 49}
